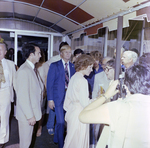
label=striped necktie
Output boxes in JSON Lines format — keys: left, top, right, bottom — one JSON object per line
{"left": 0, "top": 60, "right": 6, "bottom": 88}
{"left": 65, "top": 63, "right": 69, "bottom": 87}
{"left": 34, "top": 67, "right": 39, "bottom": 80}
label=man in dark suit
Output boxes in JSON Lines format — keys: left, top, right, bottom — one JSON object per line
{"left": 47, "top": 45, "right": 75, "bottom": 148}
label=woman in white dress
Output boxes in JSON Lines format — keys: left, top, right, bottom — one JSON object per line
{"left": 63, "top": 54, "right": 95, "bottom": 148}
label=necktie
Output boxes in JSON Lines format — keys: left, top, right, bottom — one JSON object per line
{"left": 65, "top": 63, "right": 69, "bottom": 87}
{"left": 34, "top": 67, "right": 42, "bottom": 90}
{"left": 0, "top": 60, "right": 6, "bottom": 88}
{"left": 34, "top": 67, "right": 39, "bottom": 80}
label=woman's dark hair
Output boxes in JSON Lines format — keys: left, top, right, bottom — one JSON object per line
{"left": 124, "top": 64, "right": 150, "bottom": 95}
{"left": 105, "top": 59, "right": 115, "bottom": 69}
{"left": 129, "top": 48, "right": 139, "bottom": 57}
{"left": 139, "top": 52, "right": 150, "bottom": 68}
{"left": 22, "top": 43, "right": 39, "bottom": 60}
{"left": 75, "top": 54, "right": 95, "bottom": 72}
{"left": 74, "top": 48, "right": 84, "bottom": 56}
{"left": 90, "top": 50, "right": 102, "bottom": 62}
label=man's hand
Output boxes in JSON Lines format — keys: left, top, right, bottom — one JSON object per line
{"left": 27, "top": 116, "right": 36, "bottom": 126}
{"left": 48, "top": 100, "right": 55, "bottom": 110}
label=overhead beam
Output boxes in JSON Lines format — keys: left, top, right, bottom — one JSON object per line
{"left": 10, "top": 0, "right": 84, "bottom": 28}
{"left": 50, "top": 0, "right": 86, "bottom": 28}
{"left": 33, "top": 0, "right": 45, "bottom": 22}
{"left": 66, "top": 1, "right": 150, "bottom": 36}
{"left": 0, "top": 27, "right": 63, "bottom": 36}
{"left": 0, "top": 18, "right": 59, "bottom": 33}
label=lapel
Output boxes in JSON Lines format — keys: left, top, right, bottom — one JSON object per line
{"left": 25, "top": 61, "right": 42, "bottom": 90}
{"left": 36, "top": 70, "right": 44, "bottom": 91}
{"left": 58, "top": 60, "right": 74, "bottom": 79}
{"left": 69, "top": 62, "right": 75, "bottom": 78}
{"left": 58, "top": 59, "right": 65, "bottom": 80}
{"left": 5, "top": 59, "right": 13, "bottom": 84}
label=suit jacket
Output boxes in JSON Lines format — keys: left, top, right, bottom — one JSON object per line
{"left": 2, "top": 59, "right": 16, "bottom": 102}
{"left": 0, "top": 59, "right": 16, "bottom": 143}
{"left": 15, "top": 61, "right": 44, "bottom": 122}
{"left": 46, "top": 54, "right": 61, "bottom": 66}
{"left": 47, "top": 59, "right": 75, "bottom": 106}
{"left": 38, "top": 54, "right": 61, "bottom": 86}
{"left": 92, "top": 71, "right": 110, "bottom": 99}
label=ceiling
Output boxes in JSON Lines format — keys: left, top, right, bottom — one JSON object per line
{"left": 0, "top": 0, "right": 150, "bottom": 36}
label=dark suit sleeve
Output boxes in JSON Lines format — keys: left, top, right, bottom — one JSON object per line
{"left": 47, "top": 63, "right": 56, "bottom": 101}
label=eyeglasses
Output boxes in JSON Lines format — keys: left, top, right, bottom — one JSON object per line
{"left": 103, "top": 67, "right": 113, "bottom": 73}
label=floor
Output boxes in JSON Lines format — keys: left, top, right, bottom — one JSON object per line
{"left": 5, "top": 114, "right": 58, "bottom": 148}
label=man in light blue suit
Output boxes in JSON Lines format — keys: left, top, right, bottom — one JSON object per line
{"left": 47, "top": 45, "right": 75, "bottom": 148}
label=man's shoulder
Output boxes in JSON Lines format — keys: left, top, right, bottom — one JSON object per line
{"left": 51, "top": 54, "right": 61, "bottom": 60}
{"left": 95, "top": 71, "right": 105, "bottom": 78}
{"left": 48, "top": 60, "right": 62, "bottom": 72}
{"left": 5, "top": 59, "right": 16, "bottom": 71}
{"left": 5, "top": 59, "right": 15, "bottom": 65}
{"left": 69, "top": 61, "right": 74, "bottom": 65}
{"left": 17, "top": 62, "right": 31, "bottom": 73}
{"left": 51, "top": 59, "right": 62, "bottom": 65}
{"left": 46, "top": 55, "right": 61, "bottom": 65}
{"left": 69, "top": 61, "right": 75, "bottom": 67}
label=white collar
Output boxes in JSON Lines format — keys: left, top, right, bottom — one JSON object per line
{"left": 27, "top": 59, "right": 35, "bottom": 69}
{"left": 1, "top": 58, "right": 5, "bottom": 62}
{"left": 62, "top": 59, "right": 69, "bottom": 65}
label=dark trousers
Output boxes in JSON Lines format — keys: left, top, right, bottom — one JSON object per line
{"left": 54, "top": 104, "right": 65, "bottom": 148}
{"left": 90, "top": 124, "right": 96, "bottom": 145}
{"left": 29, "top": 121, "right": 39, "bottom": 148}
{"left": 0, "top": 144, "right": 5, "bottom": 148}
{"left": 47, "top": 109, "right": 55, "bottom": 129}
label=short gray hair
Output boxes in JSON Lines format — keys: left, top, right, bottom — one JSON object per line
{"left": 124, "top": 51, "right": 138, "bottom": 63}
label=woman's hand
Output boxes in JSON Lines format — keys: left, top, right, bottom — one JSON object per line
{"left": 104, "top": 80, "right": 119, "bottom": 99}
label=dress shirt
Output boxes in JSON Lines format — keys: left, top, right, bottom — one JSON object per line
{"left": 26, "top": 59, "right": 35, "bottom": 70}
{"left": 1, "top": 58, "right": 10, "bottom": 89}
{"left": 27, "top": 60, "right": 42, "bottom": 91}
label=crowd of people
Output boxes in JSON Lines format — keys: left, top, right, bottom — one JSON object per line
{"left": 0, "top": 36, "right": 150, "bottom": 148}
